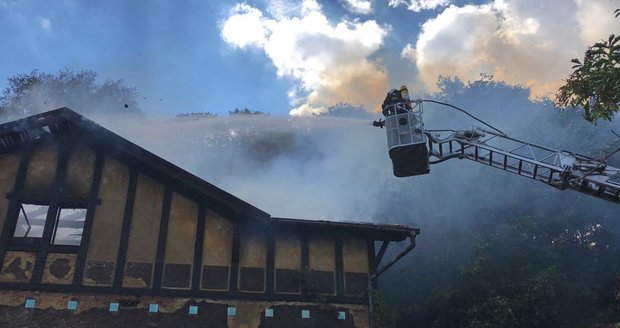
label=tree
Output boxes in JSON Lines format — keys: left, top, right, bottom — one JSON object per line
{"left": 555, "top": 9, "right": 620, "bottom": 123}
{"left": 228, "top": 107, "right": 269, "bottom": 116}
{"left": 0, "top": 68, "right": 141, "bottom": 119}
{"left": 398, "top": 215, "right": 620, "bottom": 328}
{"left": 175, "top": 111, "right": 217, "bottom": 119}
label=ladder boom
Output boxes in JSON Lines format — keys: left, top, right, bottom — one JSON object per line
{"left": 426, "top": 128, "right": 620, "bottom": 204}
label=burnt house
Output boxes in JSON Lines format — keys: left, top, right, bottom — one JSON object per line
{"left": 0, "top": 108, "right": 418, "bottom": 328}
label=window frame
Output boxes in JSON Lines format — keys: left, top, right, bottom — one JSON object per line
{"left": 9, "top": 198, "right": 88, "bottom": 251}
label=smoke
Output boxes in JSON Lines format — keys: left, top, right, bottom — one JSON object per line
{"left": 403, "top": 0, "right": 620, "bottom": 97}
{"left": 85, "top": 77, "right": 620, "bottom": 230}
{"left": 2, "top": 68, "right": 620, "bottom": 324}
{"left": 95, "top": 114, "right": 392, "bottom": 220}
{"left": 220, "top": 0, "right": 389, "bottom": 116}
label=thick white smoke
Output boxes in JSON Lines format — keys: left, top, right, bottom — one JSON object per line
{"left": 97, "top": 114, "right": 394, "bottom": 220}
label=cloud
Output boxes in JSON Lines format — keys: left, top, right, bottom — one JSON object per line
{"left": 574, "top": 0, "right": 620, "bottom": 44}
{"left": 389, "top": 0, "right": 451, "bottom": 12}
{"left": 405, "top": 0, "right": 620, "bottom": 97}
{"left": 340, "top": 0, "right": 373, "bottom": 14}
{"left": 221, "top": 0, "right": 389, "bottom": 115}
{"left": 38, "top": 16, "right": 51, "bottom": 32}
{"left": 220, "top": 3, "right": 267, "bottom": 48}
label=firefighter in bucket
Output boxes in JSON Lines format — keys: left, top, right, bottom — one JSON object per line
{"left": 376, "top": 86, "right": 430, "bottom": 177}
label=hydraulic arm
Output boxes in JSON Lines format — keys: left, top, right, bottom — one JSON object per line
{"left": 425, "top": 127, "right": 620, "bottom": 204}
{"left": 373, "top": 92, "right": 620, "bottom": 205}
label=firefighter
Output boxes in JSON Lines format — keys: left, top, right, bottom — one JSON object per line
{"left": 381, "top": 88, "right": 403, "bottom": 116}
{"left": 400, "top": 85, "right": 412, "bottom": 110}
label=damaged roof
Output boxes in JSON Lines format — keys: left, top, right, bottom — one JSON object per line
{"left": 0, "top": 108, "right": 418, "bottom": 241}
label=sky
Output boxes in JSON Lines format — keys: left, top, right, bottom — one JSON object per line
{"left": 0, "top": 0, "right": 618, "bottom": 117}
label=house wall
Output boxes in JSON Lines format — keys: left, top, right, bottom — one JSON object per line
{"left": 163, "top": 192, "right": 198, "bottom": 289}
{"left": 64, "top": 145, "right": 95, "bottom": 199}
{"left": 274, "top": 234, "right": 301, "bottom": 294}
{"left": 0, "top": 136, "right": 375, "bottom": 328}
{"left": 238, "top": 228, "right": 266, "bottom": 293}
{"left": 309, "top": 234, "right": 337, "bottom": 295}
{"left": 0, "top": 151, "right": 19, "bottom": 237}
{"left": 201, "top": 210, "right": 233, "bottom": 291}
{"left": 22, "top": 143, "right": 57, "bottom": 199}
{"left": 0, "top": 291, "right": 370, "bottom": 328}
{"left": 123, "top": 174, "right": 164, "bottom": 288}
{"left": 83, "top": 157, "right": 129, "bottom": 286}
{"left": 343, "top": 237, "right": 370, "bottom": 297}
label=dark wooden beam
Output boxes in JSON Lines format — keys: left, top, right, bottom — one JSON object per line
{"left": 112, "top": 169, "right": 138, "bottom": 290}
{"left": 375, "top": 240, "right": 390, "bottom": 267}
{"left": 265, "top": 230, "right": 275, "bottom": 296}
{"left": 229, "top": 223, "right": 241, "bottom": 294}
{"left": 73, "top": 150, "right": 104, "bottom": 285}
{"left": 191, "top": 204, "right": 206, "bottom": 291}
{"left": 335, "top": 236, "right": 344, "bottom": 297}
{"left": 367, "top": 239, "right": 378, "bottom": 289}
{"left": 0, "top": 144, "right": 33, "bottom": 270}
{"left": 32, "top": 139, "right": 72, "bottom": 284}
{"left": 301, "top": 234, "right": 309, "bottom": 270}
{"left": 152, "top": 187, "right": 172, "bottom": 290}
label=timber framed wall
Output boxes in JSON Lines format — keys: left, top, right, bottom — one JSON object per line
{"left": 0, "top": 108, "right": 418, "bottom": 308}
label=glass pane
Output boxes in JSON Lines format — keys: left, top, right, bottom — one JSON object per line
{"left": 13, "top": 204, "right": 49, "bottom": 238}
{"left": 52, "top": 208, "right": 86, "bottom": 246}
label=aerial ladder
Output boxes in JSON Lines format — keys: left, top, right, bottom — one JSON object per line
{"left": 372, "top": 87, "right": 620, "bottom": 205}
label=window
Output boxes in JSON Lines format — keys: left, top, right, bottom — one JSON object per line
{"left": 51, "top": 208, "right": 86, "bottom": 246}
{"left": 12, "top": 203, "right": 86, "bottom": 246}
{"left": 13, "top": 204, "right": 49, "bottom": 238}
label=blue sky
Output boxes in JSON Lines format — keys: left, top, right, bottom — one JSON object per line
{"left": 1, "top": 0, "right": 618, "bottom": 117}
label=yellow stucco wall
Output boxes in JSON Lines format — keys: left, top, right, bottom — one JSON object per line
{"left": 238, "top": 229, "right": 266, "bottom": 292}
{"left": 123, "top": 174, "right": 164, "bottom": 288}
{"left": 274, "top": 234, "right": 301, "bottom": 270}
{"left": 64, "top": 145, "right": 95, "bottom": 199}
{"left": 239, "top": 229, "right": 266, "bottom": 269}
{"left": 202, "top": 211, "right": 233, "bottom": 268}
{"left": 83, "top": 157, "right": 129, "bottom": 286}
{"left": 201, "top": 210, "right": 233, "bottom": 290}
{"left": 0, "top": 151, "right": 20, "bottom": 238}
{"left": 163, "top": 192, "right": 198, "bottom": 289}
{"left": 164, "top": 192, "right": 198, "bottom": 265}
{"left": 309, "top": 235, "right": 335, "bottom": 272}
{"left": 343, "top": 237, "right": 369, "bottom": 274}
{"left": 22, "top": 143, "right": 58, "bottom": 198}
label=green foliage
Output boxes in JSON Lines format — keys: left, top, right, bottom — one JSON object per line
{"left": 293, "top": 267, "right": 321, "bottom": 298}
{"left": 228, "top": 107, "right": 269, "bottom": 116}
{"left": 401, "top": 216, "right": 620, "bottom": 328}
{"left": 555, "top": 10, "right": 620, "bottom": 123}
{"left": 0, "top": 68, "right": 140, "bottom": 119}
{"left": 175, "top": 111, "right": 217, "bottom": 119}
{"left": 371, "top": 288, "right": 400, "bottom": 328}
